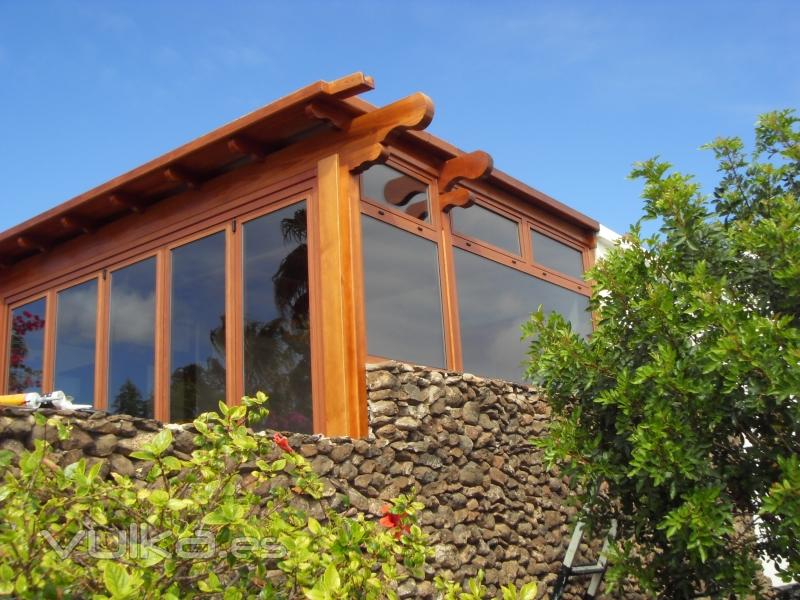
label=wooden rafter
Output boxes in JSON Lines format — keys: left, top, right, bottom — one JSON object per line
{"left": 60, "top": 215, "right": 96, "bottom": 234}
{"left": 109, "top": 193, "right": 145, "bottom": 214}
{"left": 16, "top": 235, "right": 49, "bottom": 254}
{"left": 227, "top": 136, "right": 269, "bottom": 161}
{"left": 305, "top": 100, "right": 352, "bottom": 130}
{"left": 163, "top": 166, "right": 201, "bottom": 189}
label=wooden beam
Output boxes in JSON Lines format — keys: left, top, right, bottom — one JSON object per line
{"left": 60, "top": 215, "right": 95, "bottom": 234}
{"left": 305, "top": 100, "right": 352, "bottom": 130}
{"left": 316, "top": 153, "right": 368, "bottom": 438}
{"left": 163, "top": 166, "right": 201, "bottom": 189}
{"left": 438, "top": 150, "right": 493, "bottom": 192}
{"left": 347, "top": 92, "right": 434, "bottom": 140}
{"left": 227, "top": 136, "right": 268, "bottom": 161}
{"left": 109, "top": 193, "right": 145, "bottom": 214}
{"left": 16, "top": 236, "right": 49, "bottom": 254}
{"left": 439, "top": 188, "right": 474, "bottom": 212}
{"left": 321, "top": 72, "right": 375, "bottom": 97}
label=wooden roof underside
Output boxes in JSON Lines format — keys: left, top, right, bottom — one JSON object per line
{"left": 0, "top": 72, "right": 598, "bottom": 267}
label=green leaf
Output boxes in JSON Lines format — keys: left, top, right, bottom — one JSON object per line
{"left": 103, "top": 562, "right": 132, "bottom": 598}
{"left": 148, "top": 429, "right": 173, "bottom": 457}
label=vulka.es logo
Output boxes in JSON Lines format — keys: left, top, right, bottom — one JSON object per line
{"left": 41, "top": 524, "right": 285, "bottom": 560}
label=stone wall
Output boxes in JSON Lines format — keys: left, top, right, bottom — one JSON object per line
{"left": 1, "top": 362, "right": 620, "bottom": 598}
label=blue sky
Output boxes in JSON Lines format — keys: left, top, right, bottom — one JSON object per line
{"left": 1, "top": 1, "right": 798, "bottom": 235}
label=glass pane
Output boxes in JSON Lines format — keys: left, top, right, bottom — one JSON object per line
{"left": 451, "top": 203, "right": 520, "bottom": 254}
{"left": 361, "top": 163, "right": 430, "bottom": 222}
{"left": 243, "top": 202, "right": 312, "bottom": 433}
{"left": 455, "top": 248, "right": 591, "bottom": 382}
{"left": 54, "top": 280, "right": 97, "bottom": 405}
{"left": 170, "top": 232, "right": 226, "bottom": 422}
{"left": 531, "top": 230, "right": 584, "bottom": 279}
{"left": 108, "top": 258, "right": 156, "bottom": 418}
{"left": 7, "top": 298, "right": 46, "bottom": 393}
{"left": 362, "top": 215, "right": 445, "bottom": 368}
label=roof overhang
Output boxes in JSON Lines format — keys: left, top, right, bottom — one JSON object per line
{"left": 0, "top": 72, "right": 598, "bottom": 267}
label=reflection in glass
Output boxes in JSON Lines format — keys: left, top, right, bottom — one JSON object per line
{"left": 108, "top": 258, "right": 156, "bottom": 418}
{"left": 451, "top": 203, "right": 520, "bottom": 254}
{"left": 361, "top": 215, "right": 445, "bottom": 368}
{"left": 361, "top": 164, "right": 430, "bottom": 222}
{"left": 531, "top": 230, "right": 584, "bottom": 279}
{"left": 7, "top": 298, "right": 46, "bottom": 393}
{"left": 170, "top": 232, "right": 226, "bottom": 422}
{"left": 455, "top": 248, "right": 591, "bottom": 382}
{"left": 243, "top": 202, "right": 312, "bottom": 433}
{"left": 54, "top": 280, "right": 97, "bottom": 405}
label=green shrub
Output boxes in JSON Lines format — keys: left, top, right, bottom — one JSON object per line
{"left": 0, "top": 394, "right": 537, "bottom": 599}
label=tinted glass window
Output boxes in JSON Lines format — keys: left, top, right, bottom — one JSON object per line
{"left": 455, "top": 248, "right": 591, "bottom": 382}
{"left": 7, "top": 298, "right": 46, "bottom": 393}
{"left": 54, "top": 280, "right": 97, "bottom": 405}
{"left": 361, "top": 164, "right": 430, "bottom": 222}
{"left": 243, "top": 202, "right": 312, "bottom": 433}
{"left": 451, "top": 203, "right": 520, "bottom": 254}
{"left": 362, "top": 215, "right": 445, "bottom": 368}
{"left": 108, "top": 258, "right": 156, "bottom": 418}
{"left": 531, "top": 230, "right": 584, "bottom": 279}
{"left": 170, "top": 232, "right": 226, "bottom": 421}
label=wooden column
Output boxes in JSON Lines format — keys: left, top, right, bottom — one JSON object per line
{"left": 316, "top": 153, "right": 368, "bottom": 437}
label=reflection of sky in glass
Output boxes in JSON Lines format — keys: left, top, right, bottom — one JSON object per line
{"left": 361, "top": 215, "right": 445, "bottom": 368}
{"left": 455, "top": 248, "right": 591, "bottom": 382}
{"left": 170, "top": 232, "right": 226, "bottom": 421}
{"left": 531, "top": 230, "right": 584, "bottom": 279}
{"left": 8, "top": 298, "right": 46, "bottom": 393}
{"left": 108, "top": 258, "right": 156, "bottom": 418}
{"left": 451, "top": 203, "right": 520, "bottom": 255}
{"left": 243, "top": 202, "right": 312, "bottom": 433}
{"left": 55, "top": 279, "right": 97, "bottom": 405}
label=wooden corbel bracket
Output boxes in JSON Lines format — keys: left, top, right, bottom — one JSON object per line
{"left": 438, "top": 150, "right": 493, "bottom": 193}
{"left": 436, "top": 150, "right": 493, "bottom": 213}
{"left": 340, "top": 92, "right": 434, "bottom": 174}
{"left": 343, "top": 143, "right": 389, "bottom": 174}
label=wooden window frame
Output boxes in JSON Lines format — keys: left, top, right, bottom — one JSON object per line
{"left": 358, "top": 156, "right": 454, "bottom": 371}
{"left": 1, "top": 172, "right": 322, "bottom": 429}
{"left": 51, "top": 273, "right": 102, "bottom": 407}
{"left": 103, "top": 250, "right": 160, "bottom": 416}
{"left": 448, "top": 191, "right": 592, "bottom": 297}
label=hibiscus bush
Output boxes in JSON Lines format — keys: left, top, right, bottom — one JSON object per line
{"left": 0, "top": 394, "right": 538, "bottom": 599}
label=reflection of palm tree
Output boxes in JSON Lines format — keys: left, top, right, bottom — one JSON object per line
{"left": 168, "top": 207, "right": 313, "bottom": 432}
{"left": 244, "top": 208, "right": 312, "bottom": 433}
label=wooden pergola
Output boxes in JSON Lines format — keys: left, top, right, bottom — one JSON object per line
{"left": 0, "top": 73, "right": 598, "bottom": 437}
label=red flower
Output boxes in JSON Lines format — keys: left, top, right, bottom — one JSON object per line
{"left": 379, "top": 504, "right": 410, "bottom": 538}
{"left": 273, "top": 432, "right": 293, "bottom": 454}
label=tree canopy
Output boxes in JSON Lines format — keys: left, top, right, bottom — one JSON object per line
{"left": 524, "top": 109, "right": 800, "bottom": 597}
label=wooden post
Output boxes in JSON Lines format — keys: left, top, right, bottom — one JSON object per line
{"left": 316, "top": 153, "right": 368, "bottom": 437}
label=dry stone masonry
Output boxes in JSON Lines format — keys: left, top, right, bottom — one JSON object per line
{"left": 1, "top": 362, "right": 622, "bottom": 598}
